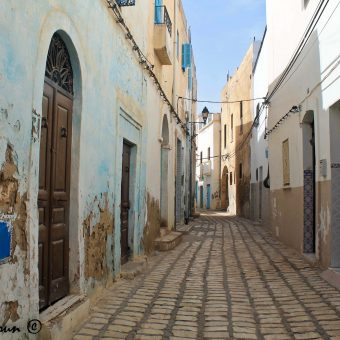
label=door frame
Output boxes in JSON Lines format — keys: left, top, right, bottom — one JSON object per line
{"left": 38, "top": 32, "right": 75, "bottom": 309}
{"left": 114, "top": 108, "right": 142, "bottom": 271}
{"left": 28, "top": 24, "right": 83, "bottom": 316}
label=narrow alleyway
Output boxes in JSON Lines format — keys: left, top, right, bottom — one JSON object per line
{"left": 74, "top": 212, "right": 340, "bottom": 340}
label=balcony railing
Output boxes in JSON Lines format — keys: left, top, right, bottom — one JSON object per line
{"left": 116, "top": 0, "right": 135, "bottom": 6}
{"left": 155, "top": 6, "right": 172, "bottom": 36}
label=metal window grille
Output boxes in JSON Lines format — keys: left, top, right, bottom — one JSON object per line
{"left": 155, "top": 6, "right": 172, "bottom": 36}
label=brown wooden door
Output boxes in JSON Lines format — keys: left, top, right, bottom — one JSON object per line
{"left": 120, "top": 142, "right": 131, "bottom": 265}
{"left": 38, "top": 80, "right": 72, "bottom": 310}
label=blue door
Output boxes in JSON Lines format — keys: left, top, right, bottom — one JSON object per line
{"left": 206, "top": 184, "right": 211, "bottom": 209}
{"left": 155, "top": 0, "right": 163, "bottom": 24}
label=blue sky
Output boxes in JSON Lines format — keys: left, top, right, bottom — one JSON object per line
{"left": 182, "top": 0, "right": 266, "bottom": 114}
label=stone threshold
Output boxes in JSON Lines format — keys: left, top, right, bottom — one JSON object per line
{"left": 39, "top": 294, "right": 90, "bottom": 340}
{"left": 302, "top": 252, "right": 318, "bottom": 267}
{"left": 154, "top": 231, "right": 183, "bottom": 251}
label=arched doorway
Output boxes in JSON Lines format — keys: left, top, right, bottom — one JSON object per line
{"left": 38, "top": 33, "right": 74, "bottom": 309}
{"left": 160, "top": 115, "right": 169, "bottom": 228}
{"left": 302, "top": 110, "right": 316, "bottom": 254}
{"left": 221, "top": 166, "right": 229, "bottom": 210}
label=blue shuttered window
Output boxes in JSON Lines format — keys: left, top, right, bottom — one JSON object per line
{"left": 182, "top": 43, "right": 192, "bottom": 71}
{"left": 155, "top": 0, "right": 163, "bottom": 24}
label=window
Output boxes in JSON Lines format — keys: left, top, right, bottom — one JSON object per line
{"left": 239, "top": 163, "right": 243, "bottom": 179}
{"left": 256, "top": 168, "right": 258, "bottom": 182}
{"left": 200, "top": 151, "right": 203, "bottom": 164}
{"left": 282, "top": 139, "right": 290, "bottom": 186}
{"left": 224, "top": 124, "right": 227, "bottom": 148}
{"left": 230, "top": 114, "right": 234, "bottom": 142}
{"left": 240, "top": 101, "right": 243, "bottom": 134}
{"left": 154, "top": 0, "right": 163, "bottom": 23}
{"left": 182, "top": 43, "right": 192, "bottom": 71}
{"left": 208, "top": 147, "right": 210, "bottom": 160}
{"left": 230, "top": 172, "right": 233, "bottom": 185}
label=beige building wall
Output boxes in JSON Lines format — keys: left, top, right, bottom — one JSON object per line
{"left": 145, "top": 0, "right": 197, "bottom": 226}
{"left": 220, "top": 42, "right": 259, "bottom": 217}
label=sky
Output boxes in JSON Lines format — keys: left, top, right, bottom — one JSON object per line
{"left": 181, "top": 0, "right": 267, "bottom": 114}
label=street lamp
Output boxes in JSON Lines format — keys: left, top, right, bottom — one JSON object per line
{"left": 201, "top": 106, "right": 209, "bottom": 124}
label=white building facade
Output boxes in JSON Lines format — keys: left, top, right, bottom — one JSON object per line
{"left": 266, "top": 0, "right": 340, "bottom": 268}
{"left": 196, "top": 114, "right": 221, "bottom": 210}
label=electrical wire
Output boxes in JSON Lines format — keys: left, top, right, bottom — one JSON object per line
{"left": 266, "top": 0, "right": 329, "bottom": 102}
{"left": 265, "top": 55, "right": 340, "bottom": 139}
{"left": 107, "top": 0, "right": 189, "bottom": 134}
{"left": 278, "top": 1, "right": 340, "bottom": 93}
{"left": 178, "top": 96, "right": 266, "bottom": 104}
{"left": 196, "top": 102, "right": 267, "bottom": 162}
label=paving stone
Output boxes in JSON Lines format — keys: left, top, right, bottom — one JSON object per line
{"left": 73, "top": 214, "right": 340, "bottom": 340}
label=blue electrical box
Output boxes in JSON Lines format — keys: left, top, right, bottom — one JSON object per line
{"left": 0, "top": 221, "right": 11, "bottom": 262}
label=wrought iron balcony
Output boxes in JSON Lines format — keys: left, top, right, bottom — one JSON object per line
{"left": 116, "top": 0, "right": 135, "bottom": 6}
{"left": 155, "top": 5, "right": 172, "bottom": 36}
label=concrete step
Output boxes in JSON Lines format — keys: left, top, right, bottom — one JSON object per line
{"left": 154, "top": 231, "right": 183, "bottom": 251}
{"left": 39, "top": 294, "right": 90, "bottom": 340}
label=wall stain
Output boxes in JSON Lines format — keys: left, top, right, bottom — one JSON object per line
{"left": 1, "top": 301, "right": 19, "bottom": 326}
{"left": 0, "top": 144, "right": 18, "bottom": 213}
{"left": 83, "top": 194, "right": 114, "bottom": 280}
{"left": 142, "top": 193, "right": 160, "bottom": 255}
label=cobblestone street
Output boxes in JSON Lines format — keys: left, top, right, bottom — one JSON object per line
{"left": 74, "top": 212, "right": 340, "bottom": 340}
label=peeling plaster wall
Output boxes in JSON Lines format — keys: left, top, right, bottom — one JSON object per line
{"left": 0, "top": 0, "right": 186, "bottom": 335}
{"left": 142, "top": 193, "right": 161, "bottom": 255}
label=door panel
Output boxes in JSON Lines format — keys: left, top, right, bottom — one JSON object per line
{"left": 121, "top": 143, "right": 131, "bottom": 265}
{"left": 38, "top": 81, "right": 72, "bottom": 309}
{"left": 38, "top": 83, "right": 53, "bottom": 310}
{"left": 49, "top": 91, "right": 71, "bottom": 304}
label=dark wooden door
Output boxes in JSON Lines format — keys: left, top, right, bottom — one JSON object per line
{"left": 120, "top": 142, "right": 131, "bottom": 265}
{"left": 38, "top": 80, "right": 72, "bottom": 309}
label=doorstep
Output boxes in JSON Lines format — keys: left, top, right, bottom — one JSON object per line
{"left": 302, "top": 253, "right": 318, "bottom": 267}
{"left": 154, "top": 231, "right": 183, "bottom": 251}
{"left": 321, "top": 267, "right": 340, "bottom": 291}
{"left": 39, "top": 294, "right": 90, "bottom": 340}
